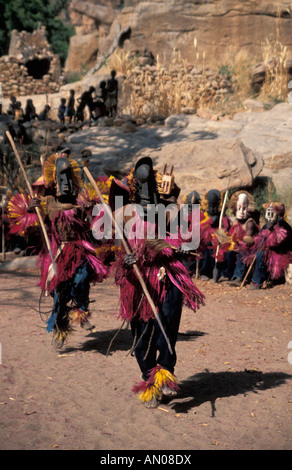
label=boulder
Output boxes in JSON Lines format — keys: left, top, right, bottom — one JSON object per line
{"left": 251, "top": 63, "right": 266, "bottom": 92}
{"left": 65, "top": 101, "right": 292, "bottom": 211}
{"left": 121, "top": 121, "right": 137, "bottom": 132}
{"left": 142, "top": 139, "right": 263, "bottom": 196}
{"left": 65, "top": 31, "right": 100, "bottom": 73}
{"left": 0, "top": 255, "right": 37, "bottom": 272}
{"left": 69, "top": 0, "right": 115, "bottom": 26}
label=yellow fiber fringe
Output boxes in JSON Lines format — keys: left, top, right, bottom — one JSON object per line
{"left": 43, "top": 154, "right": 83, "bottom": 191}
{"left": 53, "top": 328, "right": 71, "bottom": 346}
{"left": 139, "top": 384, "right": 161, "bottom": 403}
{"left": 69, "top": 309, "right": 90, "bottom": 325}
{"left": 154, "top": 368, "right": 178, "bottom": 389}
{"left": 138, "top": 369, "right": 177, "bottom": 403}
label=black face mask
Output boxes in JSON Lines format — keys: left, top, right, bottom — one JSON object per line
{"left": 185, "top": 190, "right": 200, "bottom": 212}
{"left": 55, "top": 157, "right": 73, "bottom": 198}
{"left": 207, "top": 189, "right": 221, "bottom": 226}
{"left": 134, "top": 158, "right": 159, "bottom": 210}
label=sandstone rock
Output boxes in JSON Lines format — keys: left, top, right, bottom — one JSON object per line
{"left": 149, "top": 114, "right": 165, "bottom": 124}
{"left": 65, "top": 100, "right": 292, "bottom": 206}
{"left": 237, "top": 140, "right": 264, "bottom": 181}
{"left": 2, "top": 87, "right": 291, "bottom": 217}
{"left": 121, "top": 121, "right": 137, "bottom": 132}
{"left": 286, "top": 59, "right": 292, "bottom": 81}
{"left": 98, "top": 117, "right": 115, "bottom": 127}
{"left": 181, "top": 107, "right": 197, "bottom": 115}
{"left": 93, "top": 1, "right": 292, "bottom": 70}
{"left": 135, "top": 116, "right": 146, "bottom": 126}
{"left": 165, "top": 114, "right": 189, "bottom": 128}
{"left": 196, "top": 108, "right": 213, "bottom": 120}
{"left": 0, "top": 255, "right": 37, "bottom": 272}
{"left": 65, "top": 31, "right": 100, "bottom": 73}
{"left": 243, "top": 99, "right": 266, "bottom": 110}
{"left": 70, "top": 0, "right": 115, "bottom": 26}
{"left": 113, "top": 117, "right": 127, "bottom": 126}
{"left": 146, "top": 139, "right": 261, "bottom": 196}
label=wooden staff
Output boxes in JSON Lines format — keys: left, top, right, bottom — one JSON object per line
{"left": 83, "top": 166, "right": 173, "bottom": 355}
{"left": 1, "top": 194, "right": 5, "bottom": 261}
{"left": 239, "top": 254, "right": 257, "bottom": 289}
{"left": 5, "top": 131, "right": 57, "bottom": 276}
{"left": 213, "top": 180, "right": 230, "bottom": 280}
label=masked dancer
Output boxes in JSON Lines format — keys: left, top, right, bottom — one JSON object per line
{"left": 108, "top": 157, "right": 205, "bottom": 408}
{"left": 8, "top": 151, "right": 108, "bottom": 347}
{"left": 199, "top": 189, "right": 232, "bottom": 281}
{"left": 243, "top": 202, "right": 292, "bottom": 289}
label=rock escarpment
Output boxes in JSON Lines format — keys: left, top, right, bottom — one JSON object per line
{"left": 66, "top": 0, "right": 292, "bottom": 73}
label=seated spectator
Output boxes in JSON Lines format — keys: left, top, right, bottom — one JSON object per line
{"left": 38, "top": 104, "right": 51, "bottom": 121}
{"left": 58, "top": 98, "right": 66, "bottom": 124}
{"left": 24, "top": 99, "right": 37, "bottom": 121}
{"left": 14, "top": 101, "right": 24, "bottom": 124}
{"left": 7, "top": 96, "right": 17, "bottom": 118}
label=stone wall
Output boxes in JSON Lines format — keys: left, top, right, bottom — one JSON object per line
{"left": 121, "top": 60, "right": 234, "bottom": 117}
{"left": 0, "top": 29, "right": 63, "bottom": 98}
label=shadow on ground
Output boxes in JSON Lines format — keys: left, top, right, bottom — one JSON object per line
{"left": 168, "top": 369, "right": 292, "bottom": 416}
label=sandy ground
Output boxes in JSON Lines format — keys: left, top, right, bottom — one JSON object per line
{"left": 0, "top": 265, "right": 292, "bottom": 451}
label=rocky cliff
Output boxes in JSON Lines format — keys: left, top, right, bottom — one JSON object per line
{"left": 66, "top": 0, "right": 292, "bottom": 72}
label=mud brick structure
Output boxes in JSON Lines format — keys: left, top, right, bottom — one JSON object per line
{"left": 0, "top": 28, "right": 63, "bottom": 98}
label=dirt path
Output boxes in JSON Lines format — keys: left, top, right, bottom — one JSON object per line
{"left": 0, "top": 268, "right": 292, "bottom": 450}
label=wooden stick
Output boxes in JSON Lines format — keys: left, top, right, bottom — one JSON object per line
{"left": 239, "top": 255, "right": 256, "bottom": 289}
{"left": 213, "top": 182, "right": 230, "bottom": 284}
{"left": 215, "top": 183, "right": 230, "bottom": 262}
{"left": 83, "top": 166, "right": 173, "bottom": 355}
{"left": 1, "top": 194, "right": 5, "bottom": 261}
{"left": 5, "top": 131, "right": 57, "bottom": 276}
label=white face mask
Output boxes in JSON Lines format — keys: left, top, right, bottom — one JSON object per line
{"left": 265, "top": 206, "right": 275, "bottom": 223}
{"left": 236, "top": 193, "right": 248, "bottom": 220}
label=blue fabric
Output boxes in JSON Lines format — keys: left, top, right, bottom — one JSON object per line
{"left": 46, "top": 262, "right": 91, "bottom": 332}
{"left": 199, "top": 243, "right": 215, "bottom": 278}
{"left": 199, "top": 245, "right": 236, "bottom": 280}
{"left": 221, "top": 250, "right": 237, "bottom": 279}
{"left": 232, "top": 252, "right": 246, "bottom": 280}
{"left": 251, "top": 250, "right": 269, "bottom": 287}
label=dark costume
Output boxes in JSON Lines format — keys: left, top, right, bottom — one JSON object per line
{"left": 0, "top": 190, "right": 23, "bottom": 254}
{"left": 108, "top": 157, "right": 205, "bottom": 407}
{"left": 227, "top": 191, "right": 260, "bottom": 286}
{"left": 58, "top": 98, "right": 66, "bottom": 124}
{"left": 65, "top": 90, "right": 75, "bottom": 123}
{"left": 8, "top": 152, "right": 108, "bottom": 347}
{"left": 181, "top": 189, "right": 204, "bottom": 276}
{"left": 199, "top": 189, "right": 232, "bottom": 281}
{"left": 91, "top": 81, "right": 107, "bottom": 120}
{"left": 105, "top": 70, "right": 118, "bottom": 117}
{"left": 38, "top": 105, "right": 50, "bottom": 121}
{"left": 24, "top": 99, "right": 37, "bottom": 121}
{"left": 243, "top": 202, "right": 292, "bottom": 289}
{"left": 76, "top": 87, "right": 95, "bottom": 124}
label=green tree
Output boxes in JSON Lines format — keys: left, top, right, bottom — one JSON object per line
{"left": 0, "top": 0, "right": 9, "bottom": 56}
{"left": 0, "top": 0, "right": 74, "bottom": 64}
